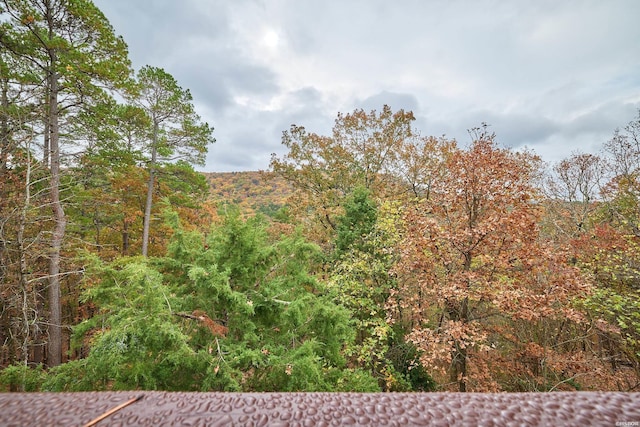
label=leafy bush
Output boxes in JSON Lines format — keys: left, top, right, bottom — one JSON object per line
{"left": 0, "top": 364, "right": 46, "bottom": 392}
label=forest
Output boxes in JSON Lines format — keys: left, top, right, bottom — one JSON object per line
{"left": 1, "top": 0, "right": 640, "bottom": 393}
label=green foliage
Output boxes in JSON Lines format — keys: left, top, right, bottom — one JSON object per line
{"left": 330, "top": 189, "right": 395, "bottom": 316}
{"left": 385, "top": 340, "right": 437, "bottom": 391}
{"left": 54, "top": 256, "right": 207, "bottom": 391}
{"left": 334, "top": 186, "right": 378, "bottom": 257}
{"left": 0, "top": 364, "right": 46, "bottom": 392}
{"left": 42, "top": 359, "right": 94, "bottom": 392}
{"left": 162, "top": 208, "right": 370, "bottom": 391}
{"left": 159, "top": 161, "right": 210, "bottom": 208}
{"left": 133, "top": 65, "right": 214, "bottom": 167}
{"left": 580, "top": 288, "right": 640, "bottom": 360}
{"left": 44, "top": 208, "right": 378, "bottom": 392}
{"left": 327, "top": 189, "right": 426, "bottom": 390}
{"left": 324, "top": 367, "right": 382, "bottom": 392}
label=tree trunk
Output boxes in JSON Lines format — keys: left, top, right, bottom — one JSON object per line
{"left": 47, "top": 55, "right": 65, "bottom": 368}
{"left": 0, "top": 76, "right": 8, "bottom": 184}
{"left": 122, "top": 219, "right": 129, "bottom": 255}
{"left": 451, "top": 340, "right": 468, "bottom": 392}
{"left": 93, "top": 215, "right": 101, "bottom": 252}
{"left": 449, "top": 297, "right": 469, "bottom": 392}
{"left": 0, "top": 76, "right": 9, "bottom": 289}
{"left": 43, "top": 110, "right": 50, "bottom": 167}
{"left": 449, "top": 263, "right": 470, "bottom": 392}
{"left": 450, "top": 252, "right": 473, "bottom": 392}
{"left": 141, "top": 122, "right": 158, "bottom": 257}
{"left": 17, "top": 138, "right": 33, "bottom": 366}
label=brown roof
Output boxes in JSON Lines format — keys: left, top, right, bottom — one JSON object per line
{"left": 0, "top": 391, "right": 639, "bottom": 426}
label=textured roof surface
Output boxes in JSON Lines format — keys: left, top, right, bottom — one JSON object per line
{"left": 1, "top": 391, "right": 639, "bottom": 426}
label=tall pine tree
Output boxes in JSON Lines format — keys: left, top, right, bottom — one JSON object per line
{"left": 0, "top": 0, "right": 131, "bottom": 366}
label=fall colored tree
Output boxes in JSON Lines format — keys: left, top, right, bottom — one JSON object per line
{"left": 566, "top": 111, "right": 640, "bottom": 387}
{"left": 270, "top": 105, "right": 415, "bottom": 245}
{"left": 390, "top": 134, "right": 456, "bottom": 201}
{"left": 392, "top": 128, "right": 591, "bottom": 391}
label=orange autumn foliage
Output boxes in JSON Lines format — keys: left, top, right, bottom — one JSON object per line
{"left": 391, "top": 129, "right": 592, "bottom": 391}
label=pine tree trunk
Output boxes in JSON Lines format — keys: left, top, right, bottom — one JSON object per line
{"left": 122, "top": 220, "right": 129, "bottom": 255}
{"left": 141, "top": 166, "right": 154, "bottom": 257}
{"left": 43, "top": 109, "right": 50, "bottom": 167}
{"left": 0, "top": 76, "right": 9, "bottom": 286}
{"left": 0, "top": 76, "right": 8, "bottom": 183}
{"left": 47, "top": 56, "right": 65, "bottom": 368}
{"left": 142, "top": 122, "right": 158, "bottom": 257}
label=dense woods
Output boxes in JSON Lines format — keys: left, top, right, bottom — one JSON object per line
{"left": 1, "top": 1, "right": 640, "bottom": 393}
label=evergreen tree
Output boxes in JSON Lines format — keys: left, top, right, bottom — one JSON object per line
{"left": 131, "top": 66, "right": 214, "bottom": 257}
{"left": 0, "top": 0, "right": 131, "bottom": 367}
{"left": 44, "top": 208, "right": 379, "bottom": 392}
{"left": 329, "top": 188, "right": 435, "bottom": 390}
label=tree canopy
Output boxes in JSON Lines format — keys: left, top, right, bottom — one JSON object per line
{"left": 1, "top": 0, "right": 640, "bottom": 393}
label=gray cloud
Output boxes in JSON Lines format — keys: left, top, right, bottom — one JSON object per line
{"left": 98, "top": 0, "right": 230, "bottom": 66}
{"left": 175, "top": 60, "right": 279, "bottom": 114}
{"left": 204, "top": 86, "right": 336, "bottom": 172}
{"left": 356, "top": 92, "right": 421, "bottom": 115}
{"left": 93, "top": 0, "right": 640, "bottom": 172}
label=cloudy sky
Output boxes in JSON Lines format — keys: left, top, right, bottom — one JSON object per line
{"left": 93, "top": 0, "right": 640, "bottom": 172}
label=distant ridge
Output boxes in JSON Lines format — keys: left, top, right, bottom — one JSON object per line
{"left": 202, "top": 171, "right": 293, "bottom": 215}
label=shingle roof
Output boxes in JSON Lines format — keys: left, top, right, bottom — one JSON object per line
{"left": 1, "top": 391, "right": 638, "bottom": 426}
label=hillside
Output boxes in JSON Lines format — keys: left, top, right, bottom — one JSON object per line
{"left": 203, "top": 171, "right": 294, "bottom": 216}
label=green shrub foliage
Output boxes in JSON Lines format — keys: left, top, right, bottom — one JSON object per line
{"left": 41, "top": 208, "right": 380, "bottom": 392}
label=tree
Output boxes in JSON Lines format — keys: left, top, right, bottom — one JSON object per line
{"left": 131, "top": 66, "right": 214, "bottom": 257}
{"left": 66, "top": 99, "right": 209, "bottom": 259}
{"left": 0, "top": 0, "right": 131, "bottom": 366}
{"left": 63, "top": 102, "right": 147, "bottom": 258}
{"left": 333, "top": 186, "right": 378, "bottom": 258}
{"left": 601, "top": 110, "right": 640, "bottom": 236}
{"left": 270, "top": 105, "right": 414, "bottom": 245}
{"left": 0, "top": 51, "right": 48, "bottom": 368}
{"left": 42, "top": 208, "right": 379, "bottom": 392}
{"left": 566, "top": 111, "right": 640, "bottom": 387}
{"left": 390, "top": 134, "right": 455, "bottom": 201}
{"left": 44, "top": 255, "right": 209, "bottom": 391}
{"left": 163, "top": 208, "right": 362, "bottom": 391}
{"left": 571, "top": 222, "right": 640, "bottom": 388}
{"left": 393, "top": 128, "right": 590, "bottom": 391}
{"left": 543, "top": 152, "right": 607, "bottom": 240}
{"left": 328, "top": 188, "right": 436, "bottom": 391}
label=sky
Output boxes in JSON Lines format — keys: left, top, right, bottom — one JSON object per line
{"left": 92, "top": 0, "right": 640, "bottom": 172}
